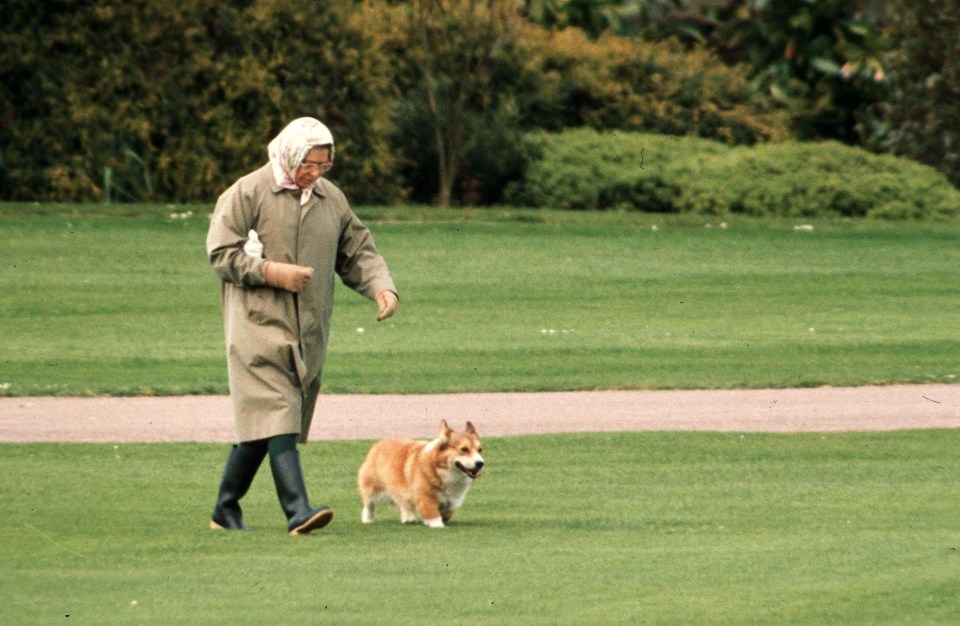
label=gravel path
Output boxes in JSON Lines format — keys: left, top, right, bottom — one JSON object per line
{"left": 1, "top": 384, "right": 957, "bottom": 443}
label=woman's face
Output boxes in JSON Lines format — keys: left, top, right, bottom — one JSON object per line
{"left": 293, "top": 147, "right": 333, "bottom": 189}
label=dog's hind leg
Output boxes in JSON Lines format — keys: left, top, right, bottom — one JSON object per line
{"left": 361, "top": 499, "right": 376, "bottom": 524}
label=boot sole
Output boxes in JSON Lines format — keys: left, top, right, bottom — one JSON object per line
{"left": 210, "top": 520, "right": 251, "bottom": 531}
{"left": 289, "top": 508, "right": 334, "bottom": 536}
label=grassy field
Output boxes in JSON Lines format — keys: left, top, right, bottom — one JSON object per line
{"left": 2, "top": 204, "right": 959, "bottom": 624}
{"left": 0, "top": 203, "right": 958, "bottom": 396}
{"left": 4, "top": 431, "right": 959, "bottom": 625}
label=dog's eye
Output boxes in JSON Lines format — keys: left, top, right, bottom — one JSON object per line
{"left": 478, "top": 447, "right": 483, "bottom": 453}
{"left": 460, "top": 447, "right": 469, "bottom": 453}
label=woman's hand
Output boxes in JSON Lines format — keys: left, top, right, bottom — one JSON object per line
{"left": 262, "top": 260, "right": 314, "bottom": 293}
{"left": 375, "top": 290, "right": 399, "bottom": 321}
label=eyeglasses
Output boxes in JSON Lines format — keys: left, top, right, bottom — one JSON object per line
{"left": 300, "top": 159, "right": 334, "bottom": 174}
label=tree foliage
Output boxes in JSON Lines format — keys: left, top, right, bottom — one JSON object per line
{"left": 861, "top": 0, "right": 960, "bottom": 188}
{"left": 0, "top": 0, "right": 401, "bottom": 203}
{"left": 514, "top": 23, "right": 789, "bottom": 144}
{"left": 379, "top": 0, "right": 522, "bottom": 206}
{"left": 2, "top": 0, "right": 954, "bottom": 206}
{"left": 661, "top": 0, "right": 887, "bottom": 143}
{"left": 519, "top": 0, "right": 622, "bottom": 38}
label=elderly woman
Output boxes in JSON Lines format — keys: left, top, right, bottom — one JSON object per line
{"left": 206, "top": 118, "right": 398, "bottom": 535}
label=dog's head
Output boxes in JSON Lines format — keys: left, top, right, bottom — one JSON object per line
{"left": 437, "top": 419, "right": 484, "bottom": 479}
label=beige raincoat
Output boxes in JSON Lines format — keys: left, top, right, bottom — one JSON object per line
{"left": 207, "top": 164, "right": 396, "bottom": 443}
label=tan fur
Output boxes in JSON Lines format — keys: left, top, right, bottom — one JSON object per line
{"left": 358, "top": 420, "right": 484, "bottom": 528}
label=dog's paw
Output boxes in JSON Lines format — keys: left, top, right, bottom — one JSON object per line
{"left": 423, "top": 517, "right": 445, "bottom": 529}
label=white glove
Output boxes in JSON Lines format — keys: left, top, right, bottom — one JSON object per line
{"left": 244, "top": 230, "right": 264, "bottom": 259}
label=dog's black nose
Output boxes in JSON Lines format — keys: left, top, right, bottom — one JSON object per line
{"left": 475, "top": 461, "right": 484, "bottom": 470}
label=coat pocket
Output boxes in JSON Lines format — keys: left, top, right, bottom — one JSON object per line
{"left": 246, "top": 287, "right": 294, "bottom": 328}
{"left": 285, "top": 342, "right": 308, "bottom": 386}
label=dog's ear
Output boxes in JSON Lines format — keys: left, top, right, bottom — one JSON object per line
{"left": 465, "top": 421, "right": 477, "bottom": 435}
{"left": 438, "top": 419, "right": 453, "bottom": 447}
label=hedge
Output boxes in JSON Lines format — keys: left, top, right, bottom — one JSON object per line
{"left": 1, "top": 1, "right": 793, "bottom": 206}
{"left": 507, "top": 128, "right": 960, "bottom": 219}
{"left": 0, "top": 0, "right": 402, "bottom": 204}
{"left": 514, "top": 25, "right": 789, "bottom": 145}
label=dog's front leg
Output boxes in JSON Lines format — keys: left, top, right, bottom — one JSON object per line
{"left": 399, "top": 502, "right": 419, "bottom": 524}
{"left": 415, "top": 496, "right": 444, "bottom": 528}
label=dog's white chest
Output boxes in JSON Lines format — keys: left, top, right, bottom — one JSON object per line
{"left": 440, "top": 470, "right": 473, "bottom": 509}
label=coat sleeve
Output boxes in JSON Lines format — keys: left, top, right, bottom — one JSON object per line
{"left": 207, "top": 180, "right": 267, "bottom": 287}
{"left": 335, "top": 210, "right": 397, "bottom": 300}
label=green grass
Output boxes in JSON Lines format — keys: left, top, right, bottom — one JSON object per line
{"left": 3, "top": 432, "right": 959, "bottom": 624}
{"left": 3, "top": 204, "right": 958, "bottom": 624}
{"left": 1, "top": 203, "right": 958, "bottom": 396}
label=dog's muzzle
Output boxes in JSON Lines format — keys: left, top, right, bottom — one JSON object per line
{"left": 456, "top": 460, "right": 484, "bottom": 479}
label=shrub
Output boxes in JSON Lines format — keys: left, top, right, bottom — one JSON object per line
{"left": 508, "top": 128, "right": 960, "bottom": 220}
{"left": 514, "top": 24, "right": 790, "bottom": 145}
{"left": 660, "top": 0, "right": 886, "bottom": 144}
{"left": 367, "top": 0, "right": 528, "bottom": 206}
{"left": 860, "top": 0, "right": 960, "bottom": 189}
{"left": 682, "top": 141, "right": 960, "bottom": 219}
{"left": 505, "top": 128, "right": 727, "bottom": 211}
{"left": 0, "top": 0, "right": 403, "bottom": 204}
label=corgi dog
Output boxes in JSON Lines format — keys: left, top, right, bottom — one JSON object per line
{"left": 358, "top": 420, "right": 484, "bottom": 528}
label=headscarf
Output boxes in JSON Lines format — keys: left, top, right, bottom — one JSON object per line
{"left": 267, "top": 117, "right": 336, "bottom": 206}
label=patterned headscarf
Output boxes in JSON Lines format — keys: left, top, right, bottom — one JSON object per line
{"left": 267, "top": 117, "right": 335, "bottom": 205}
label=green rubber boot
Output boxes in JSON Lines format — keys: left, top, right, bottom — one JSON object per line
{"left": 210, "top": 443, "right": 267, "bottom": 530}
{"left": 269, "top": 448, "right": 333, "bottom": 535}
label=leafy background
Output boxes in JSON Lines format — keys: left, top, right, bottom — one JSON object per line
{"left": 1, "top": 0, "right": 957, "bottom": 206}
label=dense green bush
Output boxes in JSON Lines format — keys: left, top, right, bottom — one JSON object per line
{"left": 3, "top": 0, "right": 953, "bottom": 209}
{"left": 508, "top": 128, "right": 960, "bottom": 219}
{"left": 504, "top": 128, "right": 726, "bottom": 210}
{"left": 681, "top": 141, "right": 960, "bottom": 219}
{"left": 371, "top": 13, "right": 793, "bottom": 206}
{"left": 367, "top": 0, "right": 529, "bottom": 206}
{"left": 655, "top": 0, "right": 886, "bottom": 144}
{"left": 861, "top": 0, "right": 960, "bottom": 189}
{"left": 0, "top": 0, "right": 402, "bottom": 204}
{"left": 514, "top": 24, "right": 790, "bottom": 145}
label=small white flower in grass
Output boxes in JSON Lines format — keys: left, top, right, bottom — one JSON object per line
{"left": 794, "top": 224, "right": 815, "bottom": 232}
{"left": 0, "top": 382, "right": 10, "bottom": 390}
{"left": 541, "top": 329, "right": 574, "bottom": 336}
{"left": 356, "top": 327, "right": 365, "bottom": 334}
